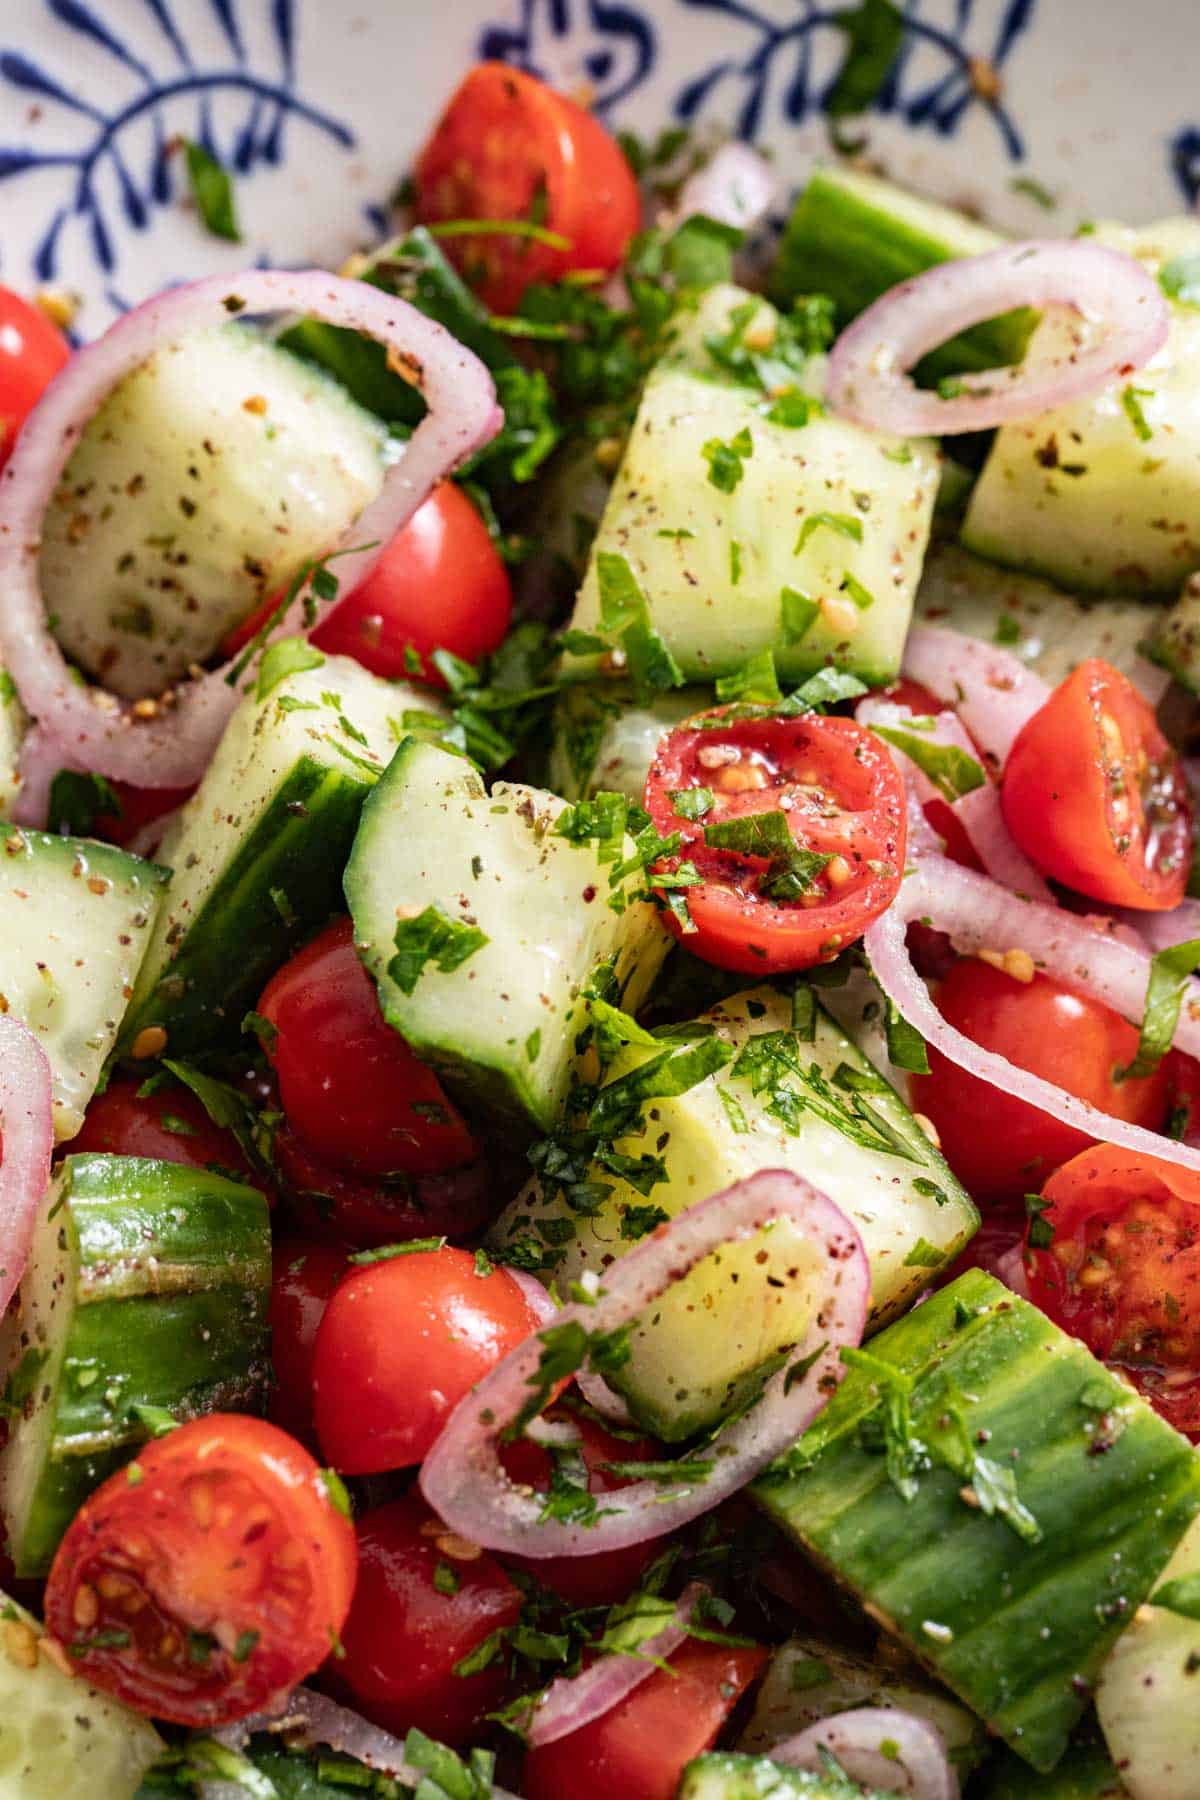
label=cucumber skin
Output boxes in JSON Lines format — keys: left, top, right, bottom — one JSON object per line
{"left": 1147, "top": 574, "right": 1200, "bottom": 694}
{"left": 118, "top": 754, "right": 366, "bottom": 1057}
{"left": 754, "top": 1270, "right": 1200, "bottom": 1773}
{"left": 976, "top": 1738, "right": 1128, "bottom": 1799}
{"left": 680, "top": 1753, "right": 881, "bottom": 1798}
{"left": 4, "top": 1154, "right": 270, "bottom": 1576}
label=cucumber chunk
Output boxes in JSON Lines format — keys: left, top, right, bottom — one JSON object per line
{"left": 1095, "top": 1511, "right": 1200, "bottom": 1799}
{"left": 1146, "top": 570, "right": 1200, "bottom": 694}
{"left": 0, "top": 1153, "right": 270, "bottom": 1576}
{"left": 679, "top": 1753, "right": 883, "bottom": 1798}
{"left": 548, "top": 682, "right": 709, "bottom": 801}
{"left": 962, "top": 217, "right": 1200, "bottom": 596}
{"left": 40, "top": 326, "right": 389, "bottom": 698}
{"left": 754, "top": 1270, "right": 1200, "bottom": 1773}
{"left": 492, "top": 986, "right": 976, "bottom": 1440}
{"left": 345, "top": 737, "right": 671, "bottom": 1131}
{"left": 770, "top": 166, "right": 1032, "bottom": 381}
{"left": 739, "top": 1636, "right": 984, "bottom": 1774}
{"left": 565, "top": 285, "right": 940, "bottom": 688}
{"left": 0, "top": 672, "right": 26, "bottom": 823}
{"left": 977, "top": 1737, "right": 1129, "bottom": 1799}
{"left": 120, "top": 649, "right": 430, "bottom": 1058}
{"left": 0, "top": 829, "right": 167, "bottom": 1140}
{"left": 0, "top": 1588, "right": 162, "bottom": 1796}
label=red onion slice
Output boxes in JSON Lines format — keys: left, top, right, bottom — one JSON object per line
{"left": 0, "top": 1016, "right": 55, "bottom": 1318}
{"left": 677, "top": 142, "right": 776, "bottom": 233}
{"left": 770, "top": 1707, "right": 958, "bottom": 1799}
{"left": 421, "top": 1171, "right": 869, "bottom": 1556}
{"left": 527, "top": 1582, "right": 707, "bottom": 1748}
{"left": 827, "top": 239, "right": 1168, "bottom": 437}
{"left": 0, "top": 271, "right": 500, "bottom": 804}
{"left": 865, "top": 852, "right": 1200, "bottom": 1173}
{"left": 901, "top": 623, "right": 1050, "bottom": 767}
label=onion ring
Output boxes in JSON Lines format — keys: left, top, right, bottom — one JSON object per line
{"left": 901, "top": 623, "right": 1051, "bottom": 767}
{"left": 0, "top": 1015, "right": 55, "bottom": 1318}
{"left": 769, "top": 1706, "right": 958, "bottom": 1799}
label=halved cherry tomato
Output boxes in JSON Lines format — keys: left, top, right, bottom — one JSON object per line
{"left": 0, "top": 287, "right": 69, "bottom": 467}
{"left": 258, "top": 918, "right": 478, "bottom": 1179}
{"left": 644, "top": 709, "right": 907, "bottom": 973}
{"left": 312, "top": 1246, "right": 543, "bottom": 1473}
{"left": 1002, "top": 658, "right": 1192, "bottom": 911}
{"left": 72, "top": 1077, "right": 255, "bottom": 1184}
{"left": 92, "top": 780, "right": 194, "bottom": 850}
{"left": 414, "top": 63, "right": 641, "bottom": 314}
{"left": 522, "top": 1638, "right": 768, "bottom": 1800}
{"left": 1025, "top": 1145, "right": 1200, "bottom": 1439}
{"left": 43, "top": 1415, "right": 356, "bottom": 1726}
{"left": 274, "top": 1123, "right": 492, "bottom": 1250}
{"left": 910, "top": 959, "right": 1170, "bottom": 1202}
{"left": 501, "top": 1409, "right": 662, "bottom": 1606}
{"left": 332, "top": 1494, "right": 521, "bottom": 1744}
{"left": 268, "top": 1239, "right": 349, "bottom": 1446}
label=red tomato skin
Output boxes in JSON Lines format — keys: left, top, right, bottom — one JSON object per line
{"left": 0, "top": 288, "right": 69, "bottom": 467}
{"left": 911, "top": 960, "right": 1169, "bottom": 1202}
{"left": 311, "top": 483, "right": 511, "bottom": 684}
{"left": 267, "top": 1238, "right": 350, "bottom": 1447}
{"left": 1026, "top": 1144, "right": 1200, "bottom": 1439}
{"left": 71, "top": 1077, "right": 255, "bottom": 1184}
{"left": 414, "top": 63, "right": 641, "bottom": 313}
{"left": 500, "top": 1411, "right": 661, "bottom": 1606}
{"left": 258, "top": 918, "right": 478, "bottom": 1180}
{"left": 273, "top": 1124, "right": 493, "bottom": 1251}
{"left": 311, "top": 1246, "right": 542, "bottom": 1474}
{"left": 1002, "top": 658, "right": 1192, "bottom": 911}
{"left": 644, "top": 709, "right": 907, "bottom": 974}
{"left": 92, "top": 781, "right": 195, "bottom": 849}
{"left": 43, "top": 1415, "right": 357, "bottom": 1727}
{"left": 332, "top": 1494, "right": 522, "bottom": 1744}
{"left": 522, "top": 1639, "right": 768, "bottom": 1800}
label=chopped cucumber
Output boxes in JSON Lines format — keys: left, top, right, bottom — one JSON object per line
{"left": 0, "top": 1588, "right": 162, "bottom": 1796}
{"left": 565, "top": 285, "right": 940, "bottom": 688}
{"left": 548, "top": 682, "right": 708, "bottom": 801}
{"left": 120, "top": 649, "right": 428, "bottom": 1058}
{"left": 0, "top": 671, "right": 26, "bottom": 822}
{"left": 0, "top": 828, "right": 167, "bottom": 1140}
{"left": 769, "top": 165, "right": 1033, "bottom": 380}
{"left": 0, "top": 1153, "right": 270, "bottom": 1576}
{"left": 1146, "top": 571, "right": 1200, "bottom": 694}
{"left": 739, "top": 1636, "right": 984, "bottom": 1774}
{"left": 1095, "top": 1511, "right": 1200, "bottom": 1799}
{"left": 962, "top": 217, "right": 1200, "bottom": 596}
{"left": 41, "top": 326, "right": 390, "bottom": 698}
{"left": 916, "top": 542, "right": 1160, "bottom": 693}
{"left": 977, "top": 1737, "right": 1129, "bottom": 1799}
{"left": 492, "top": 986, "right": 976, "bottom": 1440}
{"left": 679, "top": 1753, "right": 882, "bottom": 1798}
{"left": 754, "top": 1270, "right": 1200, "bottom": 1772}
{"left": 345, "top": 737, "right": 671, "bottom": 1131}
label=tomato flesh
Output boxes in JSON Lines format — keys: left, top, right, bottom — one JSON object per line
{"left": 311, "top": 1246, "right": 543, "bottom": 1473}
{"left": 414, "top": 63, "right": 641, "bottom": 313}
{"left": 258, "top": 917, "right": 478, "bottom": 1179}
{"left": 72, "top": 1077, "right": 255, "bottom": 1185}
{"left": 910, "top": 959, "right": 1170, "bottom": 1202}
{"left": 43, "top": 1415, "right": 357, "bottom": 1726}
{"left": 1002, "top": 657, "right": 1192, "bottom": 910}
{"left": 522, "top": 1638, "right": 768, "bottom": 1800}
{"left": 267, "top": 1239, "right": 349, "bottom": 1446}
{"left": 333, "top": 1494, "right": 522, "bottom": 1744}
{"left": 273, "top": 1123, "right": 491, "bottom": 1250}
{"left": 644, "top": 709, "right": 907, "bottom": 973}
{"left": 1026, "top": 1145, "right": 1200, "bottom": 1439}
{"left": 0, "top": 286, "right": 69, "bottom": 467}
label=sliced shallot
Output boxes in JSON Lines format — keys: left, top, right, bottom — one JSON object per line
{"left": 0, "top": 1016, "right": 55, "bottom": 1318}
{"left": 677, "top": 142, "right": 776, "bottom": 233}
{"left": 827, "top": 239, "right": 1168, "bottom": 437}
{"left": 0, "top": 270, "right": 500, "bottom": 808}
{"left": 421, "top": 1171, "right": 868, "bottom": 1556}
{"left": 901, "top": 623, "right": 1051, "bottom": 767}
{"left": 769, "top": 1707, "right": 958, "bottom": 1799}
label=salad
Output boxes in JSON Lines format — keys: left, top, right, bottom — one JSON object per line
{"left": 0, "top": 44, "right": 1198, "bottom": 1800}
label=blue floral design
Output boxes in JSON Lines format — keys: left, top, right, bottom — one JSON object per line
{"left": 0, "top": 0, "right": 354, "bottom": 283}
{"left": 1170, "top": 126, "right": 1200, "bottom": 209}
{"left": 479, "top": 0, "right": 657, "bottom": 112}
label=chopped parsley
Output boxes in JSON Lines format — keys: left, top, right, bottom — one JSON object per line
{"left": 1160, "top": 251, "right": 1200, "bottom": 309}
{"left": 1117, "top": 936, "right": 1200, "bottom": 1079}
{"left": 595, "top": 551, "right": 684, "bottom": 698}
{"left": 255, "top": 637, "right": 325, "bottom": 700}
{"left": 714, "top": 648, "right": 782, "bottom": 705}
{"left": 703, "top": 809, "right": 830, "bottom": 902}
{"left": 183, "top": 140, "right": 240, "bottom": 241}
{"left": 781, "top": 586, "right": 820, "bottom": 644}
{"left": 702, "top": 426, "right": 754, "bottom": 493}
{"left": 794, "top": 511, "right": 864, "bottom": 556}
{"left": 870, "top": 721, "right": 987, "bottom": 802}
{"left": 389, "top": 905, "right": 489, "bottom": 995}
{"left": 1121, "top": 384, "right": 1155, "bottom": 443}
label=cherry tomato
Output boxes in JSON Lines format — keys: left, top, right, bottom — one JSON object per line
{"left": 501, "top": 1409, "right": 662, "bottom": 1606}
{"left": 43, "top": 1415, "right": 356, "bottom": 1727}
{"left": 1165, "top": 1050, "right": 1200, "bottom": 1146}
{"left": 522, "top": 1638, "right": 768, "bottom": 1800}
{"left": 1025, "top": 1145, "right": 1200, "bottom": 1439}
{"left": 333, "top": 1494, "right": 521, "bottom": 1744}
{"left": 267, "top": 1239, "right": 349, "bottom": 1446}
{"left": 91, "top": 780, "right": 194, "bottom": 850}
{"left": 644, "top": 709, "right": 907, "bottom": 974}
{"left": 274, "top": 1123, "right": 492, "bottom": 1251}
{"left": 1002, "top": 658, "right": 1192, "bottom": 911}
{"left": 71, "top": 1077, "right": 255, "bottom": 1184}
{"left": 414, "top": 63, "right": 641, "bottom": 314}
{"left": 0, "top": 287, "right": 69, "bottom": 467}
{"left": 910, "top": 959, "right": 1170, "bottom": 1202}
{"left": 312, "top": 1245, "right": 542, "bottom": 1473}
{"left": 258, "top": 918, "right": 478, "bottom": 1180}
